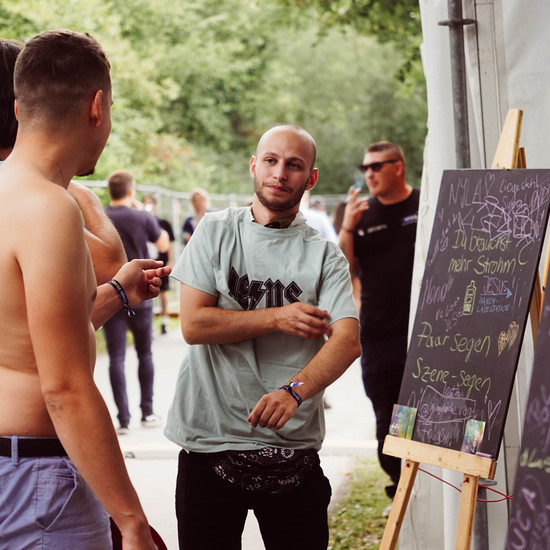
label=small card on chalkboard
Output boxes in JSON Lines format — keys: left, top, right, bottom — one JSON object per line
{"left": 461, "top": 419, "right": 485, "bottom": 454}
{"left": 389, "top": 404, "right": 417, "bottom": 439}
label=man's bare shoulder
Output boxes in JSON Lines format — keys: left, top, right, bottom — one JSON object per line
{"left": 0, "top": 163, "right": 82, "bottom": 246}
{"left": 1, "top": 163, "right": 76, "bottom": 211}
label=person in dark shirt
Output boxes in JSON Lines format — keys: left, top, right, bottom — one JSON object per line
{"left": 338, "top": 141, "right": 420, "bottom": 510}
{"left": 104, "top": 170, "right": 170, "bottom": 434}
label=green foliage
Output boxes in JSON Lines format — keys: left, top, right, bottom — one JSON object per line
{"left": 0, "top": 0, "right": 426, "bottom": 194}
{"left": 328, "top": 457, "right": 389, "bottom": 550}
{"left": 263, "top": 24, "right": 426, "bottom": 189}
{"left": 277, "top": 0, "right": 422, "bottom": 82}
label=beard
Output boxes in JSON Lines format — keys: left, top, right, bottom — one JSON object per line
{"left": 77, "top": 167, "right": 95, "bottom": 177}
{"left": 253, "top": 173, "right": 309, "bottom": 212}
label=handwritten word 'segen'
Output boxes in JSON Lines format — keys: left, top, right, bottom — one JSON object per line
{"left": 416, "top": 321, "right": 491, "bottom": 362}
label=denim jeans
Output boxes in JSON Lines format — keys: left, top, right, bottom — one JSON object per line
{"left": 0, "top": 439, "right": 111, "bottom": 550}
{"left": 102, "top": 302, "right": 155, "bottom": 427}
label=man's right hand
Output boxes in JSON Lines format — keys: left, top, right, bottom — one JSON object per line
{"left": 342, "top": 187, "right": 369, "bottom": 232}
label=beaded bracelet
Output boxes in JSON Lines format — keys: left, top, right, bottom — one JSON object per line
{"left": 279, "top": 381, "right": 304, "bottom": 407}
{"left": 108, "top": 279, "right": 136, "bottom": 317}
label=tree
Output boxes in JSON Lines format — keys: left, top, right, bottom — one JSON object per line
{"left": 0, "top": 0, "right": 426, "bottom": 194}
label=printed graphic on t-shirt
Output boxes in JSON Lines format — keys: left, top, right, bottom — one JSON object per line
{"left": 402, "top": 213, "right": 418, "bottom": 226}
{"left": 228, "top": 267, "right": 302, "bottom": 310}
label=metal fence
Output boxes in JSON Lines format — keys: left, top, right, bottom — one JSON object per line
{"left": 85, "top": 180, "right": 347, "bottom": 261}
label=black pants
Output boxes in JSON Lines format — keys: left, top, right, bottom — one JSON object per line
{"left": 175, "top": 450, "right": 332, "bottom": 550}
{"left": 361, "top": 337, "right": 407, "bottom": 498}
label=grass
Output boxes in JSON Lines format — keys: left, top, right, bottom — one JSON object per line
{"left": 328, "top": 457, "right": 389, "bottom": 550}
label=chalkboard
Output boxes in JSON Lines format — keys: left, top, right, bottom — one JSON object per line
{"left": 505, "top": 284, "right": 550, "bottom": 549}
{"left": 397, "top": 169, "right": 550, "bottom": 459}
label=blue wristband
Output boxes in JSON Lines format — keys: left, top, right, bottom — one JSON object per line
{"left": 108, "top": 279, "right": 136, "bottom": 317}
{"left": 279, "top": 381, "right": 303, "bottom": 407}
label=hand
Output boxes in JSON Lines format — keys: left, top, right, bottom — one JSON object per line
{"left": 114, "top": 259, "right": 172, "bottom": 307}
{"left": 248, "top": 389, "right": 298, "bottom": 430}
{"left": 342, "top": 187, "right": 369, "bottom": 231}
{"left": 118, "top": 523, "right": 157, "bottom": 550}
{"left": 274, "top": 302, "right": 330, "bottom": 339}
{"left": 130, "top": 197, "right": 145, "bottom": 210}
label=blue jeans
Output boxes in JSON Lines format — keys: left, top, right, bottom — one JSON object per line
{"left": 102, "top": 302, "right": 155, "bottom": 427}
{"left": 0, "top": 438, "right": 111, "bottom": 549}
{"left": 175, "top": 450, "right": 332, "bottom": 550}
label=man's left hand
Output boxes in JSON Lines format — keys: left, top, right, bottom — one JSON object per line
{"left": 248, "top": 389, "right": 298, "bottom": 430}
{"left": 114, "top": 259, "right": 172, "bottom": 306}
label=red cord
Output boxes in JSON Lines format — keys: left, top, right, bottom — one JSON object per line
{"left": 418, "top": 467, "right": 513, "bottom": 503}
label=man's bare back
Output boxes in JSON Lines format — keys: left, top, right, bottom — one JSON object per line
{"left": 0, "top": 162, "right": 97, "bottom": 437}
{"left": 0, "top": 30, "right": 163, "bottom": 549}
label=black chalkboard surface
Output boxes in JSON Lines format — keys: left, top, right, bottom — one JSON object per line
{"left": 397, "top": 169, "right": 550, "bottom": 458}
{"left": 505, "top": 288, "right": 550, "bottom": 549}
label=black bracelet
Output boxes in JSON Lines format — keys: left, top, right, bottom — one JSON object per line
{"left": 280, "top": 382, "right": 303, "bottom": 407}
{"left": 108, "top": 279, "right": 136, "bottom": 317}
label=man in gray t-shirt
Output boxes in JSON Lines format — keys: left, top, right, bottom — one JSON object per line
{"left": 166, "top": 125, "right": 361, "bottom": 550}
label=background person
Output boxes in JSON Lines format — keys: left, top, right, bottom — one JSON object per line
{"left": 144, "top": 195, "right": 175, "bottom": 335}
{"left": 337, "top": 141, "right": 420, "bottom": 510}
{"left": 182, "top": 187, "right": 209, "bottom": 244}
{"left": 103, "top": 170, "right": 170, "bottom": 434}
{"left": 0, "top": 38, "right": 21, "bottom": 161}
{"left": 165, "top": 124, "right": 361, "bottom": 550}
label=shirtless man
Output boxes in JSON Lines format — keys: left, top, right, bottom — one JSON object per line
{"left": 0, "top": 37, "right": 127, "bottom": 286}
{"left": 0, "top": 30, "right": 167, "bottom": 549}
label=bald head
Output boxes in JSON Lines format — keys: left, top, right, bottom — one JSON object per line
{"left": 256, "top": 125, "right": 317, "bottom": 170}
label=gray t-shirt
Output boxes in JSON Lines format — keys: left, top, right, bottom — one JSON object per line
{"left": 165, "top": 206, "right": 358, "bottom": 452}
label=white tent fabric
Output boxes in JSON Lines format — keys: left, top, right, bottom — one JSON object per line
{"left": 400, "top": 1, "right": 550, "bottom": 547}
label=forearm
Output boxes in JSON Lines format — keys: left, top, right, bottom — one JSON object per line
{"left": 44, "top": 385, "right": 150, "bottom": 537}
{"left": 182, "top": 305, "right": 278, "bottom": 345}
{"left": 181, "top": 287, "right": 331, "bottom": 344}
{"left": 85, "top": 228, "right": 127, "bottom": 285}
{"left": 287, "top": 318, "right": 361, "bottom": 400}
{"left": 91, "top": 283, "right": 124, "bottom": 330}
{"left": 68, "top": 182, "right": 127, "bottom": 284}
{"left": 248, "top": 317, "right": 361, "bottom": 429}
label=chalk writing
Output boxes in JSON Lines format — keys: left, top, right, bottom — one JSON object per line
{"left": 506, "top": 475, "right": 550, "bottom": 550}
{"left": 506, "top": 271, "right": 550, "bottom": 548}
{"left": 398, "top": 169, "right": 550, "bottom": 458}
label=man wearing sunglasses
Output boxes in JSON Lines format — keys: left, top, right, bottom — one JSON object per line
{"left": 338, "top": 141, "right": 420, "bottom": 512}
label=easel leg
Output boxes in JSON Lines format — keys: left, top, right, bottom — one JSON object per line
{"left": 380, "top": 460, "right": 419, "bottom": 550}
{"left": 454, "top": 474, "right": 480, "bottom": 550}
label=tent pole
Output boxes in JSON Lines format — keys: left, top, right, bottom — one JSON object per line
{"left": 439, "top": 0, "right": 476, "bottom": 168}
{"left": 440, "top": 5, "right": 489, "bottom": 549}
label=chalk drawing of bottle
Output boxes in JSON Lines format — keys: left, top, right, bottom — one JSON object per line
{"left": 462, "top": 280, "right": 476, "bottom": 315}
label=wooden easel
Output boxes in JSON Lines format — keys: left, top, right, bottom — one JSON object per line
{"left": 379, "top": 109, "right": 535, "bottom": 550}
{"left": 380, "top": 437, "right": 496, "bottom": 550}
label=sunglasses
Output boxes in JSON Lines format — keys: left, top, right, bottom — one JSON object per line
{"left": 358, "top": 159, "right": 400, "bottom": 173}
